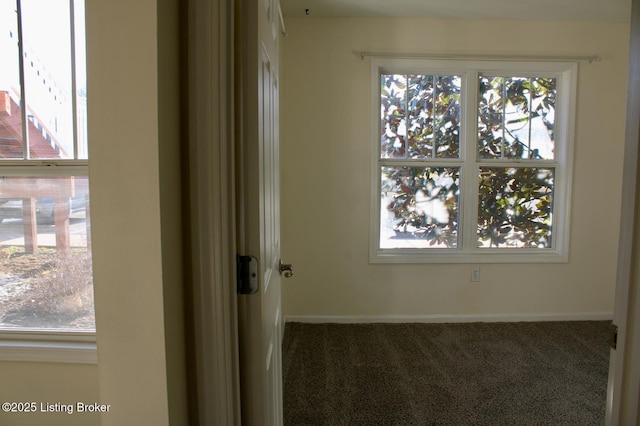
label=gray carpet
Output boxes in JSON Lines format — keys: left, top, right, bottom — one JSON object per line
{"left": 282, "top": 321, "right": 610, "bottom": 425}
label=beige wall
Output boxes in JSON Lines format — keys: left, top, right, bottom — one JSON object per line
{"left": 87, "top": 0, "right": 168, "bottom": 420}
{"left": 0, "top": 363, "right": 99, "bottom": 426}
{"left": 281, "top": 18, "right": 629, "bottom": 320}
{"left": 87, "top": 0, "right": 186, "bottom": 424}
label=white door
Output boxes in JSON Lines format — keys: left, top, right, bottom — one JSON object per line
{"left": 236, "top": 0, "right": 287, "bottom": 424}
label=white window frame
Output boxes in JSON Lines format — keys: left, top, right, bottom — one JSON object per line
{"left": 369, "top": 59, "right": 577, "bottom": 264}
{"left": 0, "top": 0, "right": 95, "bottom": 363}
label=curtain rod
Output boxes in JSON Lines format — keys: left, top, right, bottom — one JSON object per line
{"left": 354, "top": 51, "right": 601, "bottom": 63}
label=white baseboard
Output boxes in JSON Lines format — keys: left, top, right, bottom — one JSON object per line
{"left": 284, "top": 312, "right": 613, "bottom": 324}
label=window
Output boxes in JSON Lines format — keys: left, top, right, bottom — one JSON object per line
{"left": 370, "top": 59, "right": 576, "bottom": 263}
{"left": 0, "top": 0, "right": 93, "bottom": 334}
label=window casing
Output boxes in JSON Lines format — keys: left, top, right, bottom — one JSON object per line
{"left": 370, "top": 59, "right": 577, "bottom": 263}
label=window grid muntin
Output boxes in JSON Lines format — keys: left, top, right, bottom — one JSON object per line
{"left": 69, "top": 0, "right": 79, "bottom": 160}
{"left": 15, "top": 0, "right": 29, "bottom": 159}
{"left": 6, "top": 0, "right": 85, "bottom": 162}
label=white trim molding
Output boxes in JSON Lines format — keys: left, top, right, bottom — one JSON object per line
{"left": 0, "top": 331, "right": 97, "bottom": 363}
{"left": 354, "top": 51, "right": 601, "bottom": 63}
{"left": 285, "top": 312, "right": 613, "bottom": 324}
{"left": 0, "top": 340, "right": 97, "bottom": 364}
{"left": 187, "top": 0, "right": 240, "bottom": 423}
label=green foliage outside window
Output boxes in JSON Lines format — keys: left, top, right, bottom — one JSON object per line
{"left": 380, "top": 73, "right": 557, "bottom": 249}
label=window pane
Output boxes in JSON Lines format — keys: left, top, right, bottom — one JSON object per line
{"left": 382, "top": 74, "right": 461, "bottom": 160}
{"left": 381, "top": 166, "right": 459, "bottom": 249}
{"left": 478, "top": 76, "right": 504, "bottom": 159}
{"left": 406, "top": 75, "right": 461, "bottom": 159}
{"left": 406, "top": 75, "right": 433, "bottom": 158}
{"left": 529, "top": 77, "right": 556, "bottom": 159}
{"left": 0, "top": 0, "right": 25, "bottom": 159}
{"left": 477, "top": 167, "right": 554, "bottom": 248}
{"left": 0, "top": 176, "right": 93, "bottom": 330}
{"left": 502, "top": 77, "right": 531, "bottom": 159}
{"left": 381, "top": 74, "right": 407, "bottom": 158}
{"left": 21, "top": 0, "right": 74, "bottom": 159}
{"left": 478, "top": 76, "right": 556, "bottom": 160}
{"left": 434, "top": 75, "right": 461, "bottom": 158}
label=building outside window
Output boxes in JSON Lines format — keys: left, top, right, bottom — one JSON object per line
{"left": 370, "top": 59, "right": 577, "bottom": 263}
{"left": 0, "top": 0, "right": 93, "bottom": 332}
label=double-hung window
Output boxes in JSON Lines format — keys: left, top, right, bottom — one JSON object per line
{"left": 0, "top": 0, "right": 93, "bottom": 343}
{"left": 371, "top": 59, "right": 576, "bottom": 263}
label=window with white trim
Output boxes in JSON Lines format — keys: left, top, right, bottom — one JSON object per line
{"left": 0, "top": 0, "right": 93, "bottom": 332}
{"left": 370, "top": 59, "right": 576, "bottom": 263}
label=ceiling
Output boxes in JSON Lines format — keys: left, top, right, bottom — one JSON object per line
{"left": 280, "top": 0, "right": 631, "bottom": 22}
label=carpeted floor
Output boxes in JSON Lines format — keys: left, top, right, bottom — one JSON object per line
{"left": 282, "top": 321, "right": 610, "bottom": 425}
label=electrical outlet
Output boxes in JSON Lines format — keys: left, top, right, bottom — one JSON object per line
{"left": 471, "top": 267, "right": 481, "bottom": 282}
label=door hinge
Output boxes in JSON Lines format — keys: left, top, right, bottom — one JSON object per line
{"left": 237, "top": 255, "right": 259, "bottom": 295}
{"left": 610, "top": 323, "right": 618, "bottom": 350}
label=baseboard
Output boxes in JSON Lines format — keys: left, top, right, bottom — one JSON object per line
{"left": 284, "top": 312, "right": 613, "bottom": 324}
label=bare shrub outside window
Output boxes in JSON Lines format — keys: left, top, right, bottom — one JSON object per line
{"left": 0, "top": 177, "right": 93, "bottom": 329}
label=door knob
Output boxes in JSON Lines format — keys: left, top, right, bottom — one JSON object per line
{"left": 279, "top": 259, "right": 293, "bottom": 278}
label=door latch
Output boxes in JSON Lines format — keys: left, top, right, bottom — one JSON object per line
{"left": 279, "top": 259, "right": 293, "bottom": 278}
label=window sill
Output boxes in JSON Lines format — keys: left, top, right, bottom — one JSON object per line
{"left": 0, "top": 331, "right": 97, "bottom": 364}
{"left": 370, "top": 249, "right": 569, "bottom": 264}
